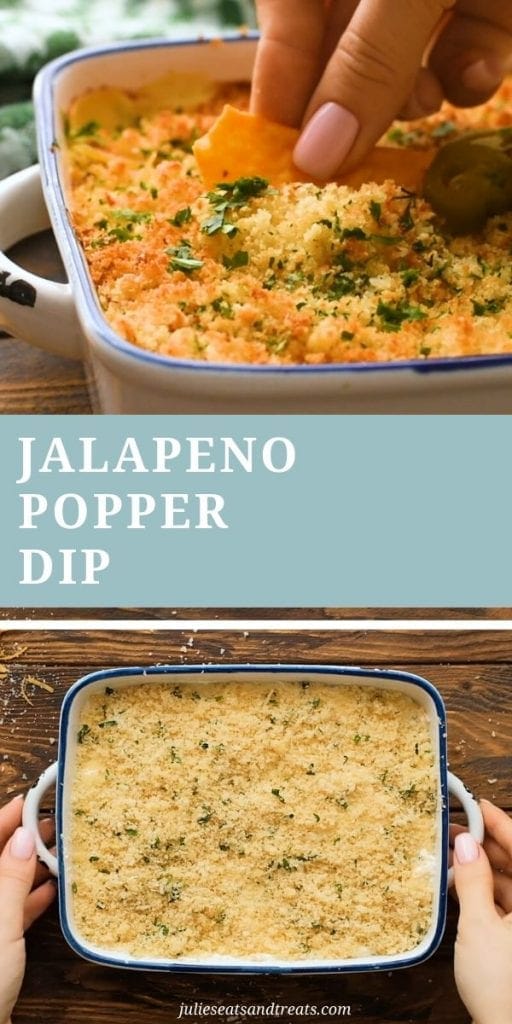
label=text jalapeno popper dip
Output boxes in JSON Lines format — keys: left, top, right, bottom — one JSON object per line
{"left": 65, "top": 74, "right": 512, "bottom": 365}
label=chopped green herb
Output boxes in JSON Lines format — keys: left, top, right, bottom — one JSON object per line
{"left": 432, "top": 120, "right": 457, "bottom": 139}
{"left": 202, "top": 176, "right": 269, "bottom": 238}
{"left": 211, "top": 296, "right": 234, "bottom": 318}
{"left": 266, "top": 336, "right": 289, "bottom": 354}
{"left": 167, "top": 242, "right": 204, "bottom": 273}
{"left": 399, "top": 202, "right": 415, "bottom": 232}
{"left": 165, "top": 880, "right": 182, "bottom": 902}
{"left": 369, "top": 200, "right": 382, "bottom": 224}
{"left": 169, "top": 206, "right": 192, "bottom": 227}
{"left": 472, "top": 298, "right": 506, "bottom": 316}
{"left": 89, "top": 856, "right": 99, "bottom": 862}
{"left": 197, "top": 806, "right": 213, "bottom": 825}
{"left": 71, "top": 882, "right": 78, "bottom": 894}
{"left": 98, "top": 719, "right": 117, "bottom": 728}
{"left": 340, "top": 226, "right": 367, "bottom": 241}
{"left": 386, "top": 126, "right": 423, "bottom": 147}
{"left": 77, "top": 724, "right": 91, "bottom": 744}
{"left": 402, "top": 269, "right": 420, "bottom": 287}
{"left": 341, "top": 329, "right": 355, "bottom": 341}
{"left": 376, "top": 300, "right": 427, "bottom": 332}
{"left": 400, "top": 783, "right": 417, "bottom": 800}
{"left": 271, "top": 788, "right": 285, "bottom": 803}
{"left": 155, "top": 920, "right": 169, "bottom": 936}
{"left": 125, "top": 827, "right": 138, "bottom": 837}
{"left": 72, "top": 120, "right": 100, "bottom": 139}
{"left": 222, "top": 250, "right": 249, "bottom": 270}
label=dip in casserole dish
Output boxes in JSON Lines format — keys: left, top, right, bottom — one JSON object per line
{"left": 70, "top": 677, "right": 437, "bottom": 961}
{"left": 65, "top": 74, "right": 512, "bottom": 367}
{"left": 23, "top": 665, "right": 484, "bottom": 973}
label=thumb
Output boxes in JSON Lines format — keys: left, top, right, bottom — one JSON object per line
{"left": 293, "top": 0, "right": 454, "bottom": 179}
{"left": 453, "top": 832, "right": 497, "bottom": 929}
{"left": 0, "top": 827, "right": 36, "bottom": 943}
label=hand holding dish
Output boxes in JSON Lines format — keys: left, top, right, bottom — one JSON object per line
{"left": 23, "top": 664, "right": 483, "bottom": 974}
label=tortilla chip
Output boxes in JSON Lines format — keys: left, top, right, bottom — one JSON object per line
{"left": 193, "top": 105, "right": 434, "bottom": 191}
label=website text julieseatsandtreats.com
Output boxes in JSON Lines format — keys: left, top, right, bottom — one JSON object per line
{"left": 177, "top": 1005, "right": 352, "bottom": 1018}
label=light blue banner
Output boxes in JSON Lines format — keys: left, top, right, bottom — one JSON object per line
{"left": 0, "top": 415, "right": 510, "bottom": 607}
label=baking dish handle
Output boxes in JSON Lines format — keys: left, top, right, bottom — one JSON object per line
{"left": 23, "top": 761, "right": 59, "bottom": 876}
{"left": 447, "top": 771, "right": 484, "bottom": 886}
{"left": 0, "top": 165, "right": 82, "bottom": 359}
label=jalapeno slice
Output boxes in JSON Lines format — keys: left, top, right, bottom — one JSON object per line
{"left": 424, "top": 131, "right": 512, "bottom": 234}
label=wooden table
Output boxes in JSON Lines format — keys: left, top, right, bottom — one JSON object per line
{"left": 1, "top": 625, "right": 510, "bottom": 1024}
{"left": 2, "top": 607, "right": 512, "bottom": 620}
{"left": 0, "top": 232, "right": 91, "bottom": 413}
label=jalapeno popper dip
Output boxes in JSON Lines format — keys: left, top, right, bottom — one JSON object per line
{"left": 66, "top": 76, "right": 512, "bottom": 365}
{"left": 69, "top": 681, "right": 437, "bottom": 961}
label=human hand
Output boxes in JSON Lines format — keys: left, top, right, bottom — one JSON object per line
{"left": 0, "top": 795, "right": 56, "bottom": 1024}
{"left": 251, "top": 1, "right": 512, "bottom": 179}
{"left": 451, "top": 800, "right": 512, "bottom": 1024}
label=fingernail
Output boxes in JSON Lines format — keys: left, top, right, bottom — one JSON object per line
{"left": 10, "top": 826, "right": 35, "bottom": 860}
{"left": 10, "top": 793, "right": 23, "bottom": 802}
{"left": 293, "top": 102, "right": 359, "bottom": 180}
{"left": 462, "top": 57, "right": 504, "bottom": 93}
{"left": 454, "top": 832, "right": 479, "bottom": 865}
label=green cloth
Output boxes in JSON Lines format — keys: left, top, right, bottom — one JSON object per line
{"left": 0, "top": 0, "right": 256, "bottom": 177}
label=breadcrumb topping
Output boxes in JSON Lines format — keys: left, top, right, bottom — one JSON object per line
{"left": 66, "top": 79, "right": 512, "bottom": 365}
{"left": 69, "top": 680, "right": 438, "bottom": 962}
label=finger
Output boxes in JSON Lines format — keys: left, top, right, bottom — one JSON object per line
{"left": 482, "top": 836, "right": 512, "bottom": 876}
{"left": 251, "top": 0, "right": 328, "bottom": 126}
{"left": 453, "top": 832, "right": 497, "bottom": 929}
{"left": 320, "top": 0, "right": 359, "bottom": 66}
{"left": 23, "top": 880, "right": 56, "bottom": 931}
{"left": 293, "top": 0, "right": 455, "bottom": 179}
{"left": 32, "top": 820, "right": 55, "bottom": 889}
{"left": 452, "top": 817, "right": 512, "bottom": 874}
{"left": 492, "top": 869, "right": 512, "bottom": 915}
{"left": 481, "top": 800, "right": 512, "bottom": 860}
{"left": 429, "top": 3, "right": 512, "bottom": 107}
{"left": 0, "top": 827, "right": 36, "bottom": 943}
{"left": 449, "top": 822, "right": 465, "bottom": 843}
{"left": 0, "top": 795, "right": 24, "bottom": 852}
{"left": 397, "top": 68, "right": 444, "bottom": 120}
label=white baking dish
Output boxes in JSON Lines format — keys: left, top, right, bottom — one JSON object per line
{"left": 23, "top": 664, "right": 483, "bottom": 974}
{"left": 0, "top": 35, "right": 511, "bottom": 412}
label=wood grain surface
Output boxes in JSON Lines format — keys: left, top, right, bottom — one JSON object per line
{"left": 2, "top": 607, "right": 512, "bottom": 620}
{"left": 0, "top": 625, "right": 510, "bottom": 1024}
{"left": 0, "top": 231, "right": 91, "bottom": 414}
